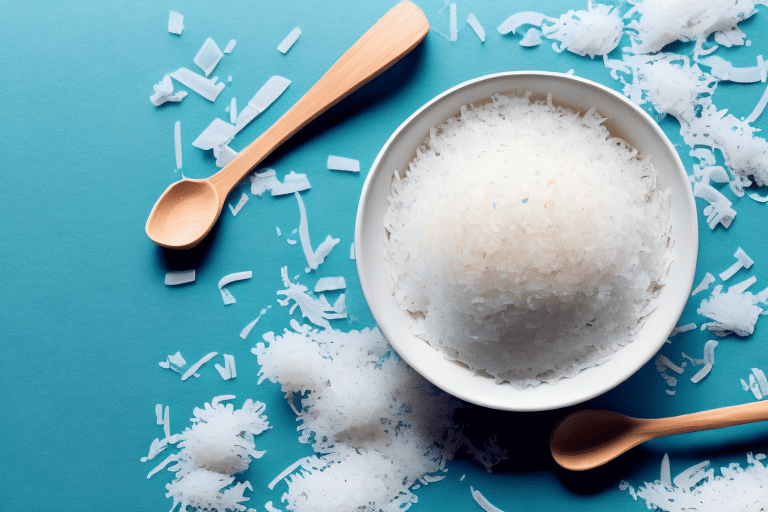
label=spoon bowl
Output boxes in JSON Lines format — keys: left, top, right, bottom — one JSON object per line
{"left": 550, "top": 401, "right": 768, "bottom": 471}
{"left": 146, "top": 179, "right": 221, "bottom": 249}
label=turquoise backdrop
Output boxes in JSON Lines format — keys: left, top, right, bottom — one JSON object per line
{"left": 2, "top": 1, "right": 767, "bottom": 510}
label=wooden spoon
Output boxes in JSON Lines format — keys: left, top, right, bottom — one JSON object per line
{"left": 146, "top": 1, "right": 429, "bottom": 249}
{"left": 550, "top": 401, "right": 768, "bottom": 471}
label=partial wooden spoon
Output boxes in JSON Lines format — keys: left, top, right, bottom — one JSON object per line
{"left": 146, "top": 1, "right": 429, "bottom": 249}
{"left": 550, "top": 401, "right": 768, "bottom": 471}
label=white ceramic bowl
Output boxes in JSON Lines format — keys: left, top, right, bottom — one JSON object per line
{"left": 355, "top": 72, "right": 697, "bottom": 411}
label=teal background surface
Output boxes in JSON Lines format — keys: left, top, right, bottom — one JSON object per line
{"left": 2, "top": 1, "right": 767, "bottom": 510}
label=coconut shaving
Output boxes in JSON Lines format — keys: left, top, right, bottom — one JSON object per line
{"left": 384, "top": 92, "right": 672, "bottom": 387}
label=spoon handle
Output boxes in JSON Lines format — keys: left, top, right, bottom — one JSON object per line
{"left": 642, "top": 400, "right": 768, "bottom": 438}
{"left": 209, "top": 1, "right": 429, "bottom": 199}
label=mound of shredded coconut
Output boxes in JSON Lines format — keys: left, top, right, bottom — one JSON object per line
{"left": 384, "top": 92, "right": 672, "bottom": 387}
{"left": 254, "top": 325, "right": 465, "bottom": 512}
{"left": 623, "top": 453, "right": 768, "bottom": 511}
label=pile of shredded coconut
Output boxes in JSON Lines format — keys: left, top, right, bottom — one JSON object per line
{"left": 623, "top": 453, "right": 768, "bottom": 511}
{"left": 384, "top": 92, "right": 672, "bottom": 387}
{"left": 254, "top": 324, "right": 465, "bottom": 512}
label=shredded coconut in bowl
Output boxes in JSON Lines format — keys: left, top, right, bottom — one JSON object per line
{"left": 383, "top": 91, "right": 672, "bottom": 388}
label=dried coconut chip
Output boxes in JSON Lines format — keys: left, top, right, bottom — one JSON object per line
{"left": 240, "top": 308, "right": 268, "bottom": 340}
{"left": 192, "top": 118, "right": 236, "bottom": 151}
{"left": 752, "top": 368, "right": 768, "bottom": 395}
{"left": 314, "top": 277, "right": 346, "bottom": 293}
{"left": 314, "top": 235, "right": 339, "bottom": 265}
{"left": 168, "top": 11, "right": 183, "bottom": 35}
{"left": 719, "top": 247, "right": 753, "bottom": 281}
{"left": 228, "top": 192, "right": 248, "bottom": 216}
{"left": 223, "top": 39, "right": 236, "bottom": 54}
{"left": 749, "top": 373, "right": 763, "bottom": 399}
{"left": 728, "top": 275, "right": 756, "bottom": 295}
{"left": 748, "top": 191, "right": 768, "bottom": 202}
{"left": 215, "top": 145, "right": 237, "bottom": 168}
{"left": 692, "top": 272, "right": 715, "bottom": 296}
{"left": 181, "top": 352, "right": 218, "bottom": 381}
{"left": 165, "top": 270, "right": 195, "bottom": 285}
{"left": 278, "top": 27, "right": 301, "bottom": 54}
{"left": 670, "top": 323, "right": 697, "bottom": 336}
{"left": 467, "top": 13, "right": 485, "bottom": 42}
{"left": 236, "top": 76, "right": 291, "bottom": 132}
{"left": 271, "top": 172, "right": 310, "bottom": 196}
{"left": 327, "top": 155, "right": 360, "bottom": 172}
{"left": 214, "top": 354, "right": 236, "bottom": 380}
{"left": 194, "top": 38, "right": 224, "bottom": 77}
{"left": 250, "top": 169, "right": 280, "bottom": 196}
{"left": 520, "top": 28, "right": 543, "bottom": 47}
{"left": 174, "top": 121, "right": 182, "bottom": 170}
{"left": 497, "top": 11, "right": 550, "bottom": 35}
{"left": 350, "top": 243, "right": 355, "bottom": 260}
{"left": 170, "top": 68, "right": 225, "bottom": 102}
{"left": 690, "top": 340, "right": 718, "bottom": 383}
{"left": 229, "top": 97, "right": 237, "bottom": 124}
{"left": 295, "top": 193, "right": 318, "bottom": 270}
{"left": 698, "top": 55, "right": 767, "bottom": 83}
{"left": 218, "top": 271, "right": 252, "bottom": 304}
{"left": 470, "top": 486, "right": 504, "bottom": 512}
{"left": 449, "top": 4, "right": 458, "bottom": 42}
{"left": 150, "top": 75, "right": 188, "bottom": 106}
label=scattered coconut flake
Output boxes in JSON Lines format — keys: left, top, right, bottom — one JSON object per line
{"left": 350, "top": 243, "right": 355, "bottom": 260}
{"left": 719, "top": 247, "right": 753, "bottom": 281}
{"left": 215, "top": 144, "right": 238, "bottom": 168}
{"left": 268, "top": 456, "right": 315, "bottom": 490}
{"left": 467, "top": 13, "right": 485, "bottom": 42}
{"left": 194, "top": 38, "right": 224, "bottom": 77}
{"left": 749, "top": 373, "right": 764, "bottom": 399}
{"left": 192, "top": 118, "right": 237, "bottom": 151}
{"left": 314, "top": 277, "right": 346, "bottom": 293}
{"left": 276, "top": 267, "right": 350, "bottom": 328}
{"left": 264, "top": 501, "right": 281, "bottom": 512}
{"left": 746, "top": 81, "right": 768, "bottom": 124}
{"left": 170, "top": 68, "right": 225, "bottom": 102}
{"left": 236, "top": 76, "right": 291, "bottom": 131}
{"left": 520, "top": 28, "right": 543, "bottom": 47}
{"left": 278, "top": 27, "right": 301, "bottom": 54}
{"left": 229, "top": 97, "right": 237, "bottom": 124}
{"left": 181, "top": 352, "right": 218, "bottom": 381}
{"left": 271, "top": 172, "right": 311, "bottom": 196}
{"left": 741, "top": 378, "right": 751, "bottom": 391}
{"left": 240, "top": 308, "right": 268, "bottom": 340}
{"left": 327, "top": 155, "right": 360, "bottom": 172}
{"left": 698, "top": 55, "right": 767, "bottom": 84}
{"left": 314, "top": 235, "right": 340, "bottom": 265}
{"left": 656, "top": 355, "right": 686, "bottom": 375}
{"left": 698, "top": 285, "right": 762, "bottom": 336}
{"left": 670, "top": 323, "right": 697, "bottom": 336}
{"left": 174, "top": 121, "right": 182, "bottom": 170}
{"left": 449, "top": 4, "right": 458, "bottom": 42}
{"left": 287, "top": 239, "right": 297, "bottom": 245}
{"left": 159, "top": 351, "right": 187, "bottom": 374}
{"left": 168, "top": 11, "right": 184, "bottom": 35}
{"left": 660, "top": 453, "right": 673, "bottom": 490}
{"left": 228, "top": 192, "right": 249, "bottom": 217}
{"left": 165, "top": 270, "right": 195, "bottom": 286}
{"left": 150, "top": 75, "right": 188, "bottom": 106}
{"left": 748, "top": 191, "right": 768, "bottom": 203}
{"left": 693, "top": 182, "right": 736, "bottom": 230}
{"left": 470, "top": 486, "right": 504, "bottom": 512}
{"left": 295, "top": 193, "right": 318, "bottom": 271}
{"left": 728, "top": 275, "right": 757, "bottom": 295}
{"left": 276, "top": 227, "right": 281, "bottom": 236}
{"left": 752, "top": 368, "right": 768, "bottom": 396}
{"left": 690, "top": 340, "right": 718, "bottom": 383}
{"left": 223, "top": 39, "right": 236, "bottom": 54}
{"left": 691, "top": 273, "right": 715, "bottom": 296}
{"left": 214, "top": 354, "right": 236, "bottom": 380}
{"left": 497, "top": 11, "right": 550, "bottom": 35}
{"left": 218, "top": 271, "right": 252, "bottom": 304}
{"left": 250, "top": 169, "right": 280, "bottom": 196}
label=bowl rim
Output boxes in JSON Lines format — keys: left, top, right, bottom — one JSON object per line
{"left": 355, "top": 70, "right": 698, "bottom": 411}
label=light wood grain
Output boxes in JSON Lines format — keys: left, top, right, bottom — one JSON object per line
{"left": 550, "top": 401, "right": 768, "bottom": 471}
{"left": 146, "top": 1, "right": 430, "bottom": 250}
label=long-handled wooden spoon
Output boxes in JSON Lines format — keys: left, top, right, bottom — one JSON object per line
{"left": 146, "top": 1, "right": 429, "bottom": 249}
{"left": 550, "top": 401, "right": 768, "bottom": 471}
